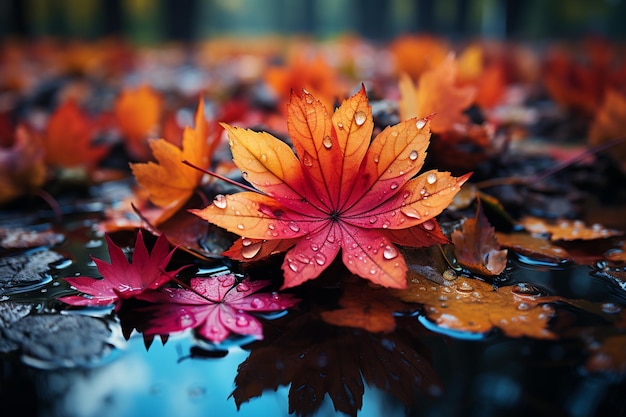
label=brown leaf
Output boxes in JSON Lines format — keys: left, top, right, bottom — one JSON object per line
{"left": 588, "top": 89, "right": 626, "bottom": 172}
{"left": 392, "top": 272, "right": 559, "bottom": 339}
{"left": 521, "top": 216, "right": 623, "bottom": 241}
{"left": 451, "top": 201, "right": 508, "bottom": 276}
{"left": 496, "top": 232, "right": 572, "bottom": 264}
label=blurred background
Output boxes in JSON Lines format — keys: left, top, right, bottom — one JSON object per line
{"left": 1, "top": 0, "right": 625, "bottom": 44}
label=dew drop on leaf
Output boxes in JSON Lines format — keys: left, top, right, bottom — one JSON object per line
{"left": 236, "top": 316, "right": 249, "bottom": 327}
{"left": 288, "top": 261, "right": 299, "bottom": 272}
{"left": 236, "top": 282, "right": 250, "bottom": 292}
{"left": 271, "top": 291, "right": 280, "bottom": 300}
{"left": 242, "top": 238, "right": 252, "bottom": 247}
{"left": 337, "top": 122, "right": 344, "bottom": 129}
{"left": 416, "top": 119, "right": 426, "bottom": 129}
{"left": 390, "top": 182, "right": 398, "bottom": 190}
{"left": 517, "top": 302, "right": 530, "bottom": 311}
{"left": 369, "top": 215, "right": 377, "bottom": 224}
{"left": 456, "top": 281, "right": 474, "bottom": 293}
{"left": 237, "top": 224, "right": 245, "bottom": 230}
{"left": 310, "top": 243, "right": 319, "bottom": 251}
{"left": 213, "top": 194, "right": 227, "bottom": 209}
{"left": 288, "top": 221, "right": 300, "bottom": 232}
{"left": 383, "top": 245, "right": 398, "bottom": 260}
{"left": 402, "top": 208, "right": 421, "bottom": 219}
{"left": 369, "top": 266, "right": 377, "bottom": 275}
{"left": 427, "top": 173, "right": 437, "bottom": 184}
{"left": 323, "top": 136, "right": 332, "bottom": 149}
{"left": 303, "top": 153, "right": 314, "bottom": 167}
{"left": 250, "top": 297, "right": 265, "bottom": 309}
{"left": 354, "top": 110, "right": 366, "bottom": 126}
{"left": 423, "top": 220, "right": 435, "bottom": 230}
{"left": 409, "top": 150, "right": 419, "bottom": 161}
{"left": 241, "top": 242, "right": 262, "bottom": 259}
{"left": 601, "top": 302, "right": 622, "bottom": 314}
{"left": 260, "top": 154, "right": 268, "bottom": 162}
{"left": 314, "top": 252, "right": 326, "bottom": 266}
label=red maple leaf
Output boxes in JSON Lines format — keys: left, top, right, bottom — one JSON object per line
{"left": 59, "top": 230, "right": 185, "bottom": 307}
{"left": 133, "top": 275, "right": 300, "bottom": 343}
{"left": 191, "top": 86, "right": 470, "bottom": 289}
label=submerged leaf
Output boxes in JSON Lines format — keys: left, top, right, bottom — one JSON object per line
{"left": 521, "top": 216, "right": 623, "bottom": 241}
{"left": 133, "top": 275, "right": 300, "bottom": 343}
{"left": 191, "top": 86, "right": 470, "bottom": 289}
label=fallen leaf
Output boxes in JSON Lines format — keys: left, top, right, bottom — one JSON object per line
{"left": 451, "top": 201, "right": 508, "bottom": 276}
{"left": 114, "top": 84, "right": 163, "bottom": 160}
{"left": 392, "top": 272, "right": 558, "bottom": 338}
{"left": 521, "top": 216, "right": 623, "bottom": 241}
{"left": 495, "top": 232, "right": 572, "bottom": 264}
{"left": 191, "top": 86, "right": 470, "bottom": 289}
{"left": 320, "top": 281, "right": 407, "bottom": 333}
{"left": 130, "top": 275, "right": 300, "bottom": 343}
{"left": 588, "top": 89, "right": 626, "bottom": 172}
{"left": 42, "top": 99, "right": 107, "bottom": 171}
{"left": 130, "top": 97, "right": 217, "bottom": 224}
{"left": 390, "top": 35, "right": 449, "bottom": 80}
{"left": 0, "top": 227, "right": 65, "bottom": 249}
{"left": 0, "top": 125, "right": 46, "bottom": 205}
{"left": 398, "top": 53, "right": 476, "bottom": 133}
{"left": 59, "top": 230, "right": 185, "bottom": 307}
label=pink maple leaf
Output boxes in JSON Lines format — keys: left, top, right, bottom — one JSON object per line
{"left": 59, "top": 230, "right": 185, "bottom": 307}
{"left": 133, "top": 274, "right": 300, "bottom": 343}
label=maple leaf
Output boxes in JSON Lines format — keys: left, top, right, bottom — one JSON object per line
{"left": 398, "top": 53, "right": 476, "bottom": 134}
{"left": 113, "top": 84, "right": 163, "bottom": 160}
{"left": 42, "top": 100, "right": 108, "bottom": 170}
{"left": 389, "top": 35, "right": 449, "bottom": 80}
{"left": 191, "top": 86, "right": 470, "bottom": 289}
{"left": 0, "top": 124, "right": 46, "bottom": 205}
{"left": 520, "top": 216, "right": 623, "bottom": 241}
{"left": 130, "top": 97, "right": 215, "bottom": 223}
{"left": 133, "top": 275, "right": 300, "bottom": 343}
{"left": 59, "top": 230, "right": 184, "bottom": 307}
{"left": 450, "top": 201, "right": 508, "bottom": 276}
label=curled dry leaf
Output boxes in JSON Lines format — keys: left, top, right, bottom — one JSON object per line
{"left": 191, "top": 86, "right": 470, "bottom": 289}
{"left": 130, "top": 97, "right": 217, "bottom": 224}
{"left": 392, "top": 272, "right": 559, "bottom": 339}
{"left": 451, "top": 201, "right": 508, "bottom": 276}
{"left": 0, "top": 125, "right": 46, "bottom": 205}
{"left": 521, "top": 216, "right": 623, "bottom": 241}
{"left": 398, "top": 53, "right": 476, "bottom": 134}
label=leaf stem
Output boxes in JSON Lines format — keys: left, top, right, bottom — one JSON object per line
{"left": 181, "top": 160, "right": 260, "bottom": 194}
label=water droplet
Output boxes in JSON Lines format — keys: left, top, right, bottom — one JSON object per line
{"left": 382, "top": 221, "right": 390, "bottom": 229}
{"left": 390, "top": 182, "right": 399, "bottom": 190}
{"left": 517, "top": 302, "right": 530, "bottom": 311}
{"left": 213, "top": 194, "right": 227, "bottom": 209}
{"left": 443, "top": 269, "right": 457, "bottom": 281}
{"left": 305, "top": 95, "right": 313, "bottom": 104}
{"left": 373, "top": 155, "right": 380, "bottom": 163}
{"left": 250, "top": 297, "right": 265, "bottom": 309}
{"left": 416, "top": 119, "right": 426, "bottom": 129}
{"left": 236, "top": 316, "right": 249, "bottom": 327}
{"left": 337, "top": 122, "right": 344, "bottom": 129}
{"left": 271, "top": 291, "right": 280, "bottom": 300}
{"left": 295, "top": 253, "right": 310, "bottom": 264}
{"left": 456, "top": 281, "right": 474, "bottom": 293}
{"left": 409, "top": 150, "right": 418, "bottom": 161}
{"left": 288, "top": 221, "right": 300, "bottom": 232}
{"left": 369, "top": 267, "right": 377, "bottom": 275}
{"left": 383, "top": 245, "right": 398, "bottom": 260}
{"left": 511, "top": 283, "right": 543, "bottom": 299}
{"left": 288, "top": 261, "right": 299, "bottom": 272}
{"left": 427, "top": 173, "right": 437, "bottom": 184}
{"left": 303, "top": 154, "right": 314, "bottom": 167}
{"left": 237, "top": 224, "right": 245, "bottom": 230}
{"left": 323, "top": 136, "right": 332, "bottom": 149}
{"left": 242, "top": 238, "right": 252, "bottom": 247}
{"left": 260, "top": 154, "right": 268, "bottom": 163}
{"left": 354, "top": 110, "right": 367, "bottom": 126}
{"left": 402, "top": 208, "right": 421, "bottom": 219}
{"left": 369, "top": 215, "right": 377, "bottom": 224}
{"left": 221, "top": 275, "right": 235, "bottom": 287}
{"left": 423, "top": 220, "right": 435, "bottom": 230}
{"left": 601, "top": 302, "right": 622, "bottom": 314}
{"left": 314, "top": 252, "right": 326, "bottom": 265}
{"left": 242, "top": 242, "right": 262, "bottom": 259}
{"left": 311, "top": 243, "right": 319, "bottom": 251}
{"left": 236, "top": 282, "right": 250, "bottom": 292}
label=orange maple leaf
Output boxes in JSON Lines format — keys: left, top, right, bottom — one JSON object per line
{"left": 191, "top": 86, "right": 470, "bottom": 289}
{"left": 114, "top": 84, "right": 163, "bottom": 160}
{"left": 389, "top": 35, "right": 449, "bottom": 80}
{"left": 130, "top": 97, "right": 216, "bottom": 223}
{"left": 398, "top": 53, "right": 476, "bottom": 134}
{"left": 42, "top": 100, "right": 108, "bottom": 170}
